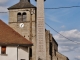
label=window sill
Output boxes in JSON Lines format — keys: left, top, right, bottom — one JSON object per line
{"left": 0, "top": 54, "right": 8, "bottom": 56}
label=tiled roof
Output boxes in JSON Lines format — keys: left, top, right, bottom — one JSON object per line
{"left": 8, "top": 0, "right": 36, "bottom": 10}
{"left": 0, "top": 20, "right": 33, "bottom": 46}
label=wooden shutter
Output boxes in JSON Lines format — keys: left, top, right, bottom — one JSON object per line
{"left": 1, "top": 46, "right": 6, "bottom": 54}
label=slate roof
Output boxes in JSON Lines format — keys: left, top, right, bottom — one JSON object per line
{"left": 35, "top": 0, "right": 46, "bottom": 1}
{"left": 8, "top": 0, "right": 36, "bottom": 10}
{"left": 0, "top": 20, "right": 33, "bottom": 46}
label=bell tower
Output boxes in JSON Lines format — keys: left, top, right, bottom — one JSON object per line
{"left": 8, "top": 0, "right": 36, "bottom": 40}
{"left": 8, "top": 0, "right": 36, "bottom": 60}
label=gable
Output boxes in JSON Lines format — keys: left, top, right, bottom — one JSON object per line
{"left": 0, "top": 20, "right": 33, "bottom": 46}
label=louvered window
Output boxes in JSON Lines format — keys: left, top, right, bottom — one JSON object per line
{"left": 17, "top": 13, "right": 22, "bottom": 22}
{"left": 22, "top": 12, "right": 26, "bottom": 22}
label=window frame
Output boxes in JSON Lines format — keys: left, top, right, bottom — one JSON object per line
{"left": 1, "top": 46, "right": 6, "bottom": 54}
{"left": 20, "top": 59, "right": 26, "bottom": 60}
{"left": 22, "top": 12, "right": 27, "bottom": 22}
{"left": 17, "top": 12, "right": 22, "bottom": 22}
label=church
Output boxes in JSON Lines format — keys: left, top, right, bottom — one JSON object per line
{"left": 0, "top": 0, "right": 69, "bottom": 60}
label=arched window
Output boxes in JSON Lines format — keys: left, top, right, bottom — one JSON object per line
{"left": 22, "top": 12, "right": 27, "bottom": 22}
{"left": 17, "top": 12, "right": 22, "bottom": 22}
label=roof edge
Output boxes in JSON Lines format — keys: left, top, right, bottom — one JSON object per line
{"left": 0, "top": 43, "right": 33, "bottom": 46}
{"left": 8, "top": 7, "right": 36, "bottom": 10}
{"left": 0, "top": 20, "right": 33, "bottom": 45}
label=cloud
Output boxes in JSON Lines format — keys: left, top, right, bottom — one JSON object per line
{"left": 54, "top": 29, "right": 80, "bottom": 41}
{"left": 0, "top": 6, "right": 8, "bottom": 12}
{"left": 46, "top": 14, "right": 61, "bottom": 23}
{"left": 58, "top": 45, "right": 77, "bottom": 52}
{"left": 61, "top": 25, "right": 65, "bottom": 28}
{"left": 75, "top": 47, "right": 80, "bottom": 52}
{"left": 75, "top": 56, "right": 80, "bottom": 60}
{"left": 53, "top": 29, "right": 80, "bottom": 52}
{"left": 58, "top": 46, "right": 70, "bottom": 52}
{"left": 0, "top": 6, "right": 8, "bottom": 19}
{"left": 0, "top": 0, "right": 8, "bottom": 4}
{"left": 0, "top": 0, "right": 8, "bottom": 12}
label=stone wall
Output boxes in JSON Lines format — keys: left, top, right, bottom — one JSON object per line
{"left": 45, "top": 30, "right": 51, "bottom": 60}
{"left": 56, "top": 52, "right": 68, "bottom": 60}
{"left": 45, "top": 30, "right": 69, "bottom": 60}
{"left": 0, "top": 46, "right": 17, "bottom": 60}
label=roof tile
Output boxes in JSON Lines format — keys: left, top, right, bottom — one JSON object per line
{"left": 8, "top": 0, "right": 36, "bottom": 10}
{"left": 0, "top": 20, "right": 33, "bottom": 46}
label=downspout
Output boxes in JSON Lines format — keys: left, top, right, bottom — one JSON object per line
{"left": 17, "top": 45, "right": 19, "bottom": 60}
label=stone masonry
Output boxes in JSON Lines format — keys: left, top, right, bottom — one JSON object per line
{"left": 36, "top": 0, "right": 46, "bottom": 60}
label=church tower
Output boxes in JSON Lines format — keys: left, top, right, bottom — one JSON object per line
{"left": 8, "top": 0, "right": 36, "bottom": 60}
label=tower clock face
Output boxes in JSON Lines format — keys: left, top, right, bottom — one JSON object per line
{"left": 19, "top": 23, "right": 24, "bottom": 28}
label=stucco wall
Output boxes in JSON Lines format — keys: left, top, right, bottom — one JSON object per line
{"left": 0, "top": 46, "right": 29, "bottom": 60}
{"left": 18, "top": 47, "right": 29, "bottom": 60}
{"left": 0, "top": 46, "right": 17, "bottom": 60}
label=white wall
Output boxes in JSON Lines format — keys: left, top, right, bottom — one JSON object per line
{"left": 0, "top": 46, "right": 17, "bottom": 60}
{"left": 18, "top": 47, "right": 29, "bottom": 60}
{"left": 0, "top": 46, "right": 29, "bottom": 60}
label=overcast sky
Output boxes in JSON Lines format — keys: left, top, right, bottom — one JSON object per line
{"left": 0, "top": 0, "right": 80, "bottom": 60}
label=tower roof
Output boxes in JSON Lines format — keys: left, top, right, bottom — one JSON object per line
{"left": 0, "top": 19, "right": 33, "bottom": 46}
{"left": 8, "top": 0, "right": 36, "bottom": 10}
